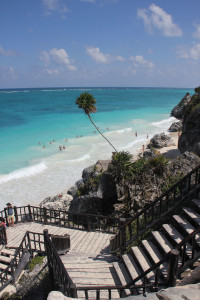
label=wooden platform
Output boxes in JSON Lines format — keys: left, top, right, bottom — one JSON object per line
{"left": 6, "top": 222, "right": 120, "bottom": 299}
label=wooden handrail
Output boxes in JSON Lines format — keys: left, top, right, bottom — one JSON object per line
{"left": 111, "top": 164, "right": 200, "bottom": 253}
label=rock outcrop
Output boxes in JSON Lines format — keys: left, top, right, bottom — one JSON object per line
{"left": 168, "top": 120, "right": 182, "bottom": 132}
{"left": 171, "top": 93, "right": 191, "bottom": 120}
{"left": 147, "top": 133, "right": 175, "bottom": 149}
{"left": 178, "top": 89, "right": 200, "bottom": 156}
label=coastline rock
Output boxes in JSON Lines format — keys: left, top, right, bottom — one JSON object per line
{"left": 147, "top": 133, "right": 175, "bottom": 149}
{"left": 40, "top": 193, "right": 73, "bottom": 211}
{"left": 171, "top": 93, "right": 191, "bottom": 120}
{"left": 168, "top": 120, "right": 182, "bottom": 132}
{"left": 178, "top": 89, "right": 200, "bottom": 156}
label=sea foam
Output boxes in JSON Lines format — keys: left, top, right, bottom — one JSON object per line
{"left": 0, "top": 162, "right": 47, "bottom": 184}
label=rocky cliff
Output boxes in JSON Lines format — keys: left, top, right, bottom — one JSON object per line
{"left": 175, "top": 87, "right": 200, "bottom": 156}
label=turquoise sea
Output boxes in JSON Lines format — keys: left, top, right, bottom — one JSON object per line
{"left": 0, "top": 87, "right": 193, "bottom": 207}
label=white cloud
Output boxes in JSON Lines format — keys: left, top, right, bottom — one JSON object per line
{"left": 130, "top": 55, "right": 154, "bottom": 69}
{"left": 138, "top": 4, "right": 182, "bottom": 37}
{"left": 86, "top": 47, "right": 125, "bottom": 63}
{"left": 40, "top": 48, "right": 76, "bottom": 73}
{"left": 0, "top": 45, "right": 16, "bottom": 56}
{"left": 193, "top": 23, "right": 200, "bottom": 39}
{"left": 0, "top": 65, "right": 16, "bottom": 80}
{"left": 43, "top": 0, "right": 69, "bottom": 17}
{"left": 177, "top": 43, "right": 200, "bottom": 60}
{"left": 86, "top": 47, "right": 110, "bottom": 63}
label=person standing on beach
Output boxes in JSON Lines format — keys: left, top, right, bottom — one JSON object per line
{"left": 6, "top": 203, "right": 14, "bottom": 227}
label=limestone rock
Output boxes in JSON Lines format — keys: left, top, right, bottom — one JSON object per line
{"left": 171, "top": 93, "right": 191, "bottom": 120}
{"left": 168, "top": 121, "right": 182, "bottom": 132}
{"left": 147, "top": 133, "right": 175, "bottom": 149}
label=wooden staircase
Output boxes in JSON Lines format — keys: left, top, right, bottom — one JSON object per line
{"left": 112, "top": 198, "right": 200, "bottom": 296}
{"left": 0, "top": 247, "right": 15, "bottom": 288}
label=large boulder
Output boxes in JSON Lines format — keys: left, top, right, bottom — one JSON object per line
{"left": 168, "top": 121, "right": 182, "bottom": 132}
{"left": 147, "top": 133, "right": 175, "bottom": 149}
{"left": 171, "top": 93, "right": 191, "bottom": 120}
{"left": 40, "top": 193, "right": 73, "bottom": 211}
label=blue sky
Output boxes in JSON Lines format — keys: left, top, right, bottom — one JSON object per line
{"left": 0, "top": 0, "right": 200, "bottom": 88}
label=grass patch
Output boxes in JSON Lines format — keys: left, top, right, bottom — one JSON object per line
{"left": 28, "top": 255, "right": 45, "bottom": 271}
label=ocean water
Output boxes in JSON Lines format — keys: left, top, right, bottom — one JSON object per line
{"left": 0, "top": 87, "right": 192, "bottom": 208}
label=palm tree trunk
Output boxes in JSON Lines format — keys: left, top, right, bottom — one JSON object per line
{"left": 87, "top": 114, "right": 118, "bottom": 153}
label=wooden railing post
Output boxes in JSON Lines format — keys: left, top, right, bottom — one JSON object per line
{"left": 167, "top": 249, "right": 179, "bottom": 287}
{"left": 14, "top": 206, "right": 18, "bottom": 224}
{"left": 87, "top": 215, "right": 91, "bottom": 232}
{"left": 4, "top": 207, "right": 8, "bottom": 226}
{"left": 43, "top": 207, "right": 47, "bottom": 224}
{"left": 28, "top": 205, "right": 32, "bottom": 221}
{"left": 43, "top": 229, "right": 55, "bottom": 288}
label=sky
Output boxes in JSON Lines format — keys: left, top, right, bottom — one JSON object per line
{"left": 0, "top": 0, "right": 200, "bottom": 89}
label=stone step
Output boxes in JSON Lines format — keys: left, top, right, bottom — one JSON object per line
{"left": 192, "top": 199, "right": 200, "bottom": 213}
{"left": 151, "top": 231, "right": 173, "bottom": 255}
{"left": 131, "top": 247, "right": 155, "bottom": 283}
{"left": 141, "top": 240, "right": 168, "bottom": 278}
{"left": 162, "top": 224, "right": 193, "bottom": 257}
{"left": 122, "top": 254, "right": 142, "bottom": 284}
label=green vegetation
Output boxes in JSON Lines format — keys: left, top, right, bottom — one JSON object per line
{"left": 28, "top": 255, "right": 45, "bottom": 271}
{"left": 76, "top": 92, "right": 118, "bottom": 152}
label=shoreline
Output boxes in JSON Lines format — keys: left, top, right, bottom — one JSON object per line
{"left": 45, "top": 131, "right": 181, "bottom": 205}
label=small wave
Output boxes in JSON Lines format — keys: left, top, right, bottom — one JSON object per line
{"left": 152, "top": 117, "right": 175, "bottom": 127}
{"left": 108, "top": 128, "right": 132, "bottom": 134}
{"left": 68, "top": 154, "right": 90, "bottom": 163}
{"left": 0, "top": 162, "right": 47, "bottom": 184}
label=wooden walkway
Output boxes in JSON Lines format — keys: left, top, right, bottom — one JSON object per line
{"left": 6, "top": 222, "right": 121, "bottom": 299}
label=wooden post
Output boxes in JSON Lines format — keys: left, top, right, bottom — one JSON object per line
{"left": 168, "top": 249, "right": 180, "bottom": 287}
{"left": 43, "top": 229, "right": 55, "bottom": 289}
{"left": 28, "top": 205, "right": 32, "bottom": 221}
{"left": 4, "top": 208, "right": 8, "bottom": 227}
{"left": 87, "top": 215, "right": 91, "bottom": 232}
{"left": 43, "top": 207, "right": 47, "bottom": 224}
{"left": 14, "top": 206, "right": 18, "bottom": 224}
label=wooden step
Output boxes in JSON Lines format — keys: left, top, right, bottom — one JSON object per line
{"left": 131, "top": 247, "right": 155, "bottom": 283}
{"left": 113, "top": 262, "right": 132, "bottom": 297}
{"left": 151, "top": 231, "right": 173, "bottom": 255}
{"left": 182, "top": 207, "right": 200, "bottom": 226}
{"left": 0, "top": 255, "right": 12, "bottom": 264}
{"left": 0, "top": 263, "right": 9, "bottom": 270}
{"left": 1, "top": 248, "right": 15, "bottom": 256}
{"left": 173, "top": 215, "right": 200, "bottom": 247}
{"left": 192, "top": 199, "right": 200, "bottom": 213}
{"left": 162, "top": 224, "right": 193, "bottom": 256}
{"left": 122, "top": 254, "right": 142, "bottom": 284}
{"left": 141, "top": 240, "right": 168, "bottom": 278}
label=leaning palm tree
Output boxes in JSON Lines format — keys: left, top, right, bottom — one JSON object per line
{"left": 76, "top": 92, "right": 118, "bottom": 152}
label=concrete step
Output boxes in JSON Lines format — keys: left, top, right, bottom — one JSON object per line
{"left": 141, "top": 240, "right": 168, "bottom": 278}
{"left": 131, "top": 247, "right": 155, "bottom": 283}
{"left": 162, "top": 224, "right": 193, "bottom": 257}
{"left": 151, "top": 231, "right": 173, "bottom": 255}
